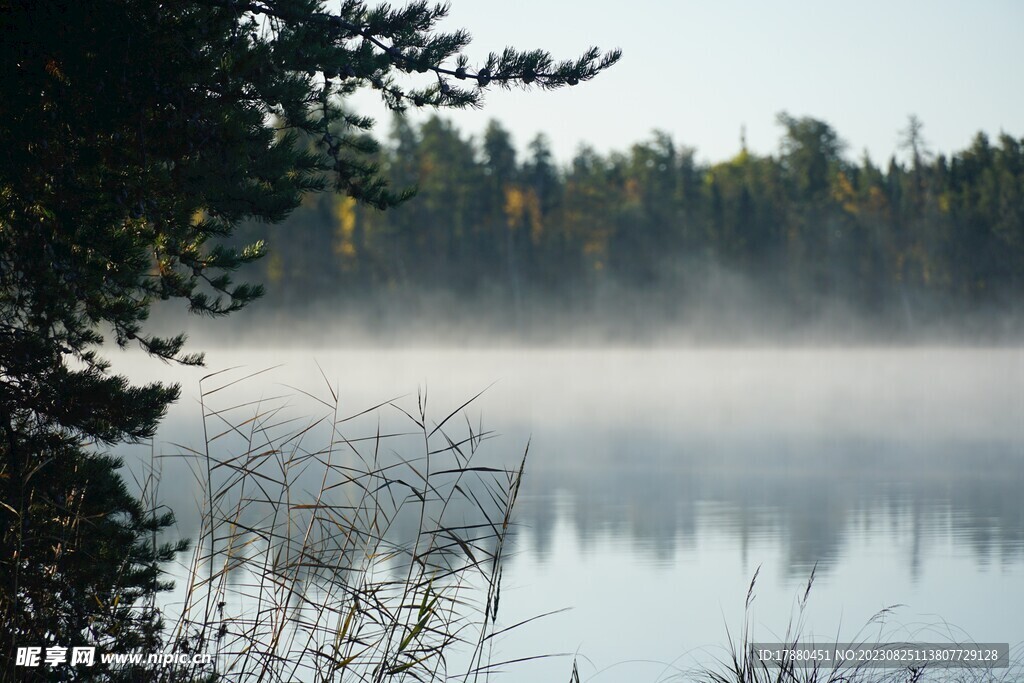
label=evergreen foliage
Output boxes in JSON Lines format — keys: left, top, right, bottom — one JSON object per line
{"left": 253, "top": 115, "right": 1024, "bottom": 336}
{"left": 0, "top": 0, "right": 619, "bottom": 674}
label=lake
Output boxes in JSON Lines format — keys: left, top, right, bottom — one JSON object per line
{"left": 114, "top": 347, "right": 1024, "bottom": 681}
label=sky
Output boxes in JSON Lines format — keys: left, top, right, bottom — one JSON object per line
{"left": 348, "top": 0, "right": 1024, "bottom": 166}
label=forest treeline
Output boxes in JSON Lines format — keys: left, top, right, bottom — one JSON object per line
{"left": 233, "top": 113, "right": 1024, "bottom": 340}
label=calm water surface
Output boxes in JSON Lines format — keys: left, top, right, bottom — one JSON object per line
{"left": 116, "top": 347, "right": 1024, "bottom": 681}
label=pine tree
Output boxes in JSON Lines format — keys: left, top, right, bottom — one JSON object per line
{"left": 0, "top": 0, "right": 619, "bottom": 672}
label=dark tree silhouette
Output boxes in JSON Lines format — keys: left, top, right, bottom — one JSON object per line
{"left": 0, "top": 0, "right": 619, "bottom": 674}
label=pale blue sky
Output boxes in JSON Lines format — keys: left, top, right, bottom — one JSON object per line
{"left": 351, "top": 0, "right": 1023, "bottom": 165}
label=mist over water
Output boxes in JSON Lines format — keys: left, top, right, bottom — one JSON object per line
{"left": 113, "top": 343, "right": 1024, "bottom": 681}
{"left": 154, "top": 289, "right": 1024, "bottom": 353}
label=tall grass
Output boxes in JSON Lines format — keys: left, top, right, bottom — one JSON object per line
{"left": 142, "top": 367, "right": 533, "bottom": 682}
{"left": 704, "top": 566, "right": 1020, "bottom": 683}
